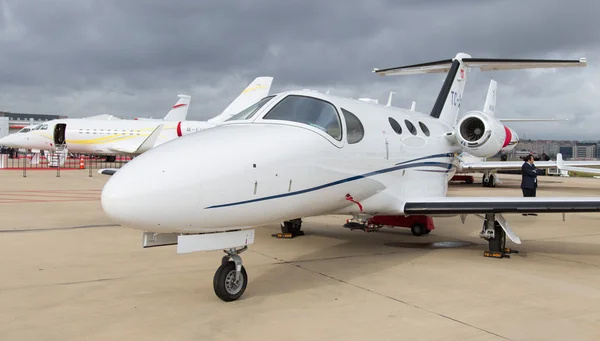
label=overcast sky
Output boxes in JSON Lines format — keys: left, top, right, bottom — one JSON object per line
{"left": 1, "top": 0, "right": 598, "bottom": 140}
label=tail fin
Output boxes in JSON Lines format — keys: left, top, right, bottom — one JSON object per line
{"left": 208, "top": 76, "right": 273, "bottom": 123}
{"left": 373, "top": 53, "right": 586, "bottom": 126}
{"left": 163, "top": 94, "right": 191, "bottom": 121}
{"left": 482, "top": 79, "right": 497, "bottom": 115}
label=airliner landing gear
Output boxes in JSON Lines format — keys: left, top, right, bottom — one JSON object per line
{"left": 482, "top": 173, "right": 496, "bottom": 187}
{"left": 272, "top": 218, "right": 304, "bottom": 239}
{"left": 213, "top": 246, "right": 248, "bottom": 302}
{"left": 479, "top": 213, "right": 518, "bottom": 258}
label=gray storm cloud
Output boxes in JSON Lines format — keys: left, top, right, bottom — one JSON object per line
{"left": 0, "top": 0, "right": 598, "bottom": 140}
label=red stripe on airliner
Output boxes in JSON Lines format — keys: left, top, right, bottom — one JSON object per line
{"left": 176, "top": 121, "right": 182, "bottom": 137}
{"left": 173, "top": 103, "right": 187, "bottom": 109}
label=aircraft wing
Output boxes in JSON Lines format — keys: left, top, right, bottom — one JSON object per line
{"left": 461, "top": 160, "right": 600, "bottom": 171}
{"left": 108, "top": 124, "right": 163, "bottom": 154}
{"left": 403, "top": 197, "right": 600, "bottom": 215}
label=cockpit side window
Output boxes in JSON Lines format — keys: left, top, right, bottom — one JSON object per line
{"left": 341, "top": 108, "right": 364, "bottom": 144}
{"left": 227, "top": 95, "right": 276, "bottom": 121}
{"left": 263, "top": 95, "right": 342, "bottom": 140}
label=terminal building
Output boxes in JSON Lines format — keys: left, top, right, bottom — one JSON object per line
{"left": 0, "top": 112, "right": 68, "bottom": 138}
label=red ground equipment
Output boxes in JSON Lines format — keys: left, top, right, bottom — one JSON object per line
{"left": 366, "top": 215, "right": 434, "bottom": 236}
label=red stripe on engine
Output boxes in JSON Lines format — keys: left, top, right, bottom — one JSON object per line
{"left": 502, "top": 126, "right": 512, "bottom": 148}
{"left": 176, "top": 122, "right": 182, "bottom": 137}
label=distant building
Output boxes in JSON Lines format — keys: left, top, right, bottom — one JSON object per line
{"left": 559, "top": 146, "right": 573, "bottom": 159}
{"left": 0, "top": 117, "right": 8, "bottom": 139}
{"left": 572, "top": 143, "right": 597, "bottom": 160}
{"left": 0, "top": 112, "right": 68, "bottom": 135}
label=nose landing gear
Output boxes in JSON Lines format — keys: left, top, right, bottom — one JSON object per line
{"left": 214, "top": 246, "right": 248, "bottom": 302}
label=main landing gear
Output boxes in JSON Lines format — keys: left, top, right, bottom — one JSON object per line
{"left": 479, "top": 213, "right": 519, "bottom": 258}
{"left": 482, "top": 173, "right": 496, "bottom": 187}
{"left": 213, "top": 246, "right": 248, "bottom": 302}
{"left": 272, "top": 218, "right": 304, "bottom": 239}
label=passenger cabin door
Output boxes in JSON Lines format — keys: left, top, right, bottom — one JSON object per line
{"left": 54, "top": 124, "right": 66, "bottom": 145}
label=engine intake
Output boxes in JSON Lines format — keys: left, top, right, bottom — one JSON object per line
{"left": 455, "top": 111, "right": 508, "bottom": 158}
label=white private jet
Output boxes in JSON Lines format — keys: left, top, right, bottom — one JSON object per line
{"left": 100, "top": 53, "right": 600, "bottom": 302}
{"left": 0, "top": 77, "right": 273, "bottom": 163}
{"left": 453, "top": 79, "right": 600, "bottom": 187}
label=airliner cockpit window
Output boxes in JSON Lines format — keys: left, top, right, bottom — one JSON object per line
{"left": 18, "top": 127, "right": 31, "bottom": 133}
{"left": 41, "top": 124, "right": 48, "bottom": 130}
{"left": 227, "top": 95, "right": 276, "bottom": 121}
{"left": 263, "top": 95, "right": 342, "bottom": 140}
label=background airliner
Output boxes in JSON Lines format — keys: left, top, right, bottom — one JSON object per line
{"left": 0, "top": 77, "right": 273, "bottom": 162}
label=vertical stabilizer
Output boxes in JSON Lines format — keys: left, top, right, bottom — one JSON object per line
{"left": 208, "top": 77, "right": 273, "bottom": 124}
{"left": 482, "top": 79, "right": 497, "bottom": 115}
{"left": 163, "top": 94, "right": 191, "bottom": 121}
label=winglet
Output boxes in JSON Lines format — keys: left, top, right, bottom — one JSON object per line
{"left": 556, "top": 153, "right": 564, "bottom": 169}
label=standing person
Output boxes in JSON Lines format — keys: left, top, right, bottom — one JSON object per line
{"left": 521, "top": 154, "right": 539, "bottom": 216}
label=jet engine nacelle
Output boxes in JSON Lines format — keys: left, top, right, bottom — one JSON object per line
{"left": 455, "top": 111, "right": 512, "bottom": 158}
{"left": 500, "top": 127, "right": 519, "bottom": 154}
{"left": 175, "top": 121, "right": 218, "bottom": 137}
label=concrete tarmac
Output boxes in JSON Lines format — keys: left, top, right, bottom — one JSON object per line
{"left": 1, "top": 170, "right": 599, "bottom": 341}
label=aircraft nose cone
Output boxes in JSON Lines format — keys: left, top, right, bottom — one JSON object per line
{"left": 100, "top": 168, "right": 139, "bottom": 227}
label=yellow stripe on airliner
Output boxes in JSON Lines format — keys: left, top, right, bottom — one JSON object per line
{"left": 242, "top": 85, "right": 267, "bottom": 93}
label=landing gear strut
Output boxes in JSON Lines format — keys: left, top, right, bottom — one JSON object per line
{"left": 479, "top": 213, "right": 518, "bottom": 258}
{"left": 272, "top": 218, "right": 304, "bottom": 239}
{"left": 213, "top": 246, "right": 248, "bottom": 302}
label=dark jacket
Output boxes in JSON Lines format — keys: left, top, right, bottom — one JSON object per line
{"left": 521, "top": 162, "right": 538, "bottom": 189}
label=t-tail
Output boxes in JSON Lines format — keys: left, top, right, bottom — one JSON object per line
{"left": 163, "top": 94, "right": 191, "bottom": 121}
{"left": 373, "top": 53, "right": 586, "bottom": 126}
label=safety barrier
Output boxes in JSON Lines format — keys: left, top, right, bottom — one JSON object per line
{"left": 0, "top": 151, "right": 132, "bottom": 177}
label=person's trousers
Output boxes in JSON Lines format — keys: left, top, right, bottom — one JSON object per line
{"left": 522, "top": 188, "right": 536, "bottom": 197}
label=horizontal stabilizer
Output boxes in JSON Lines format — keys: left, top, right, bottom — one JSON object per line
{"left": 498, "top": 118, "right": 568, "bottom": 122}
{"left": 109, "top": 124, "right": 163, "bottom": 154}
{"left": 374, "top": 57, "right": 587, "bottom": 76}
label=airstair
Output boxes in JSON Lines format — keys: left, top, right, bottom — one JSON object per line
{"left": 48, "top": 144, "right": 68, "bottom": 167}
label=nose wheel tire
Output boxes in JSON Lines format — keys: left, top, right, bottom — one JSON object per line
{"left": 213, "top": 261, "right": 248, "bottom": 302}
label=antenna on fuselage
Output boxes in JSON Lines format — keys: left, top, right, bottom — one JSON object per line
{"left": 385, "top": 91, "right": 396, "bottom": 107}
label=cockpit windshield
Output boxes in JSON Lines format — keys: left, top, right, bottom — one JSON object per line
{"left": 18, "top": 127, "right": 31, "bottom": 133}
{"left": 227, "top": 95, "right": 276, "bottom": 121}
{"left": 262, "top": 95, "right": 342, "bottom": 140}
